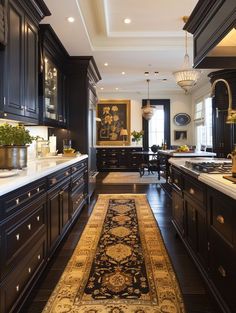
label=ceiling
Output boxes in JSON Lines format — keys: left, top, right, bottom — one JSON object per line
{"left": 42, "top": 0, "right": 210, "bottom": 95}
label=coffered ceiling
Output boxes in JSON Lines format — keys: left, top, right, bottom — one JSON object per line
{"left": 42, "top": 0, "right": 210, "bottom": 94}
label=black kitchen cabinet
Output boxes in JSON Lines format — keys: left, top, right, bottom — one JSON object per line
{"left": 67, "top": 56, "right": 101, "bottom": 199}
{"left": 209, "top": 70, "right": 236, "bottom": 158}
{"left": 39, "top": 24, "right": 68, "bottom": 128}
{"left": 184, "top": 0, "right": 236, "bottom": 69}
{"left": 96, "top": 147, "right": 142, "bottom": 171}
{"left": 47, "top": 178, "right": 70, "bottom": 254}
{"left": 0, "top": 0, "right": 50, "bottom": 123}
{"left": 0, "top": 158, "right": 88, "bottom": 313}
{"left": 170, "top": 165, "right": 236, "bottom": 313}
{"left": 0, "top": 179, "right": 47, "bottom": 313}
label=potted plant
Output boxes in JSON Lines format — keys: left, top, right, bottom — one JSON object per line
{"left": 0, "top": 123, "right": 35, "bottom": 169}
{"left": 131, "top": 130, "right": 144, "bottom": 145}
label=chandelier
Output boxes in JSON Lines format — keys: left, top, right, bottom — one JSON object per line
{"left": 142, "top": 79, "right": 155, "bottom": 120}
{"left": 173, "top": 17, "right": 201, "bottom": 94}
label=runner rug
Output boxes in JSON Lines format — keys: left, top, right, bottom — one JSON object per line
{"left": 42, "top": 194, "right": 185, "bottom": 313}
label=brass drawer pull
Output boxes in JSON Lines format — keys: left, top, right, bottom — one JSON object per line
{"left": 28, "top": 192, "right": 31, "bottom": 198}
{"left": 27, "top": 224, "right": 31, "bottom": 230}
{"left": 50, "top": 178, "right": 57, "bottom": 185}
{"left": 72, "top": 167, "right": 77, "bottom": 172}
{"left": 174, "top": 205, "right": 179, "bottom": 209}
{"left": 65, "top": 171, "right": 69, "bottom": 176}
{"left": 28, "top": 267, "right": 31, "bottom": 273}
{"left": 189, "top": 188, "right": 195, "bottom": 195}
{"left": 216, "top": 215, "right": 224, "bottom": 224}
{"left": 36, "top": 216, "right": 40, "bottom": 222}
{"left": 16, "top": 234, "right": 20, "bottom": 241}
{"left": 218, "top": 265, "right": 226, "bottom": 277}
{"left": 174, "top": 179, "right": 178, "bottom": 184}
{"left": 16, "top": 285, "right": 20, "bottom": 292}
{"left": 16, "top": 198, "right": 20, "bottom": 205}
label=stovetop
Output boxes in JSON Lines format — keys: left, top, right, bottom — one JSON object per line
{"left": 184, "top": 159, "right": 232, "bottom": 174}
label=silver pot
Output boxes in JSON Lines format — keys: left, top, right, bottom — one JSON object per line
{"left": 0, "top": 146, "right": 28, "bottom": 169}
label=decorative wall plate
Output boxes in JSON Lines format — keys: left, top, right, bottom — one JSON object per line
{"left": 174, "top": 113, "right": 191, "bottom": 126}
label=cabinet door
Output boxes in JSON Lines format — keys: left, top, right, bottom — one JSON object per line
{"left": 48, "top": 190, "right": 60, "bottom": 250}
{"left": 172, "top": 189, "right": 184, "bottom": 235}
{"left": 4, "top": 1, "right": 24, "bottom": 115}
{"left": 185, "top": 197, "right": 208, "bottom": 267}
{"left": 24, "top": 16, "right": 38, "bottom": 119}
{"left": 60, "top": 181, "right": 70, "bottom": 231}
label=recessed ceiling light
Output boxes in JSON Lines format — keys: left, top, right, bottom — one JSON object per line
{"left": 124, "top": 18, "right": 131, "bottom": 24}
{"left": 67, "top": 17, "right": 75, "bottom": 23}
{"left": 104, "top": 62, "right": 108, "bottom": 66}
{"left": 100, "top": 87, "right": 104, "bottom": 90}
{"left": 121, "top": 72, "right": 126, "bottom": 75}
{"left": 115, "top": 87, "right": 119, "bottom": 90}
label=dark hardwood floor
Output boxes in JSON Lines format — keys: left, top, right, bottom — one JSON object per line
{"left": 21, "top": 172, "right": 221, "bottom": 313}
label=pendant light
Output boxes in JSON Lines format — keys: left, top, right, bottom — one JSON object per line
{"left": 173, "top": 16, "right": 201, "bottom": 94}
{"left": 142, "top": 79, "right": 155, "bottom": 120}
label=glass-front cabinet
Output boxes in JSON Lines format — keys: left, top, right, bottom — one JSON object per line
{"left": 39, "top": 24, "right": 68, "bottom": 127}
{"left": 44, "top": 57, "right": 58, "bottom": 120}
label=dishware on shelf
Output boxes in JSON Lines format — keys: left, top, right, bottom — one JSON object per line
{"left": 0, "top": 169, "right": 20, "bottom": 178}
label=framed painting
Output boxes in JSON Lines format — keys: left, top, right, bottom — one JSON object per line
{"left": 174, "top": 130, "right": 187, "bottom": 140}
{"left": 96, "top": 100, "right": 131, "bottom": 145}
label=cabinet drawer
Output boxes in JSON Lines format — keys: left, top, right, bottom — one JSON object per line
{"left": 71, "top": 171, "right": 86, "bottom": 192}
{"left": 1, "top": 200, "right": 46, "bottom": 270}
{"left": 70, "top": 188, "right": 86, "bottom": 217}
{"left": 208, "top": 191, "right": 235, "bottom": 246}
{"left": 0, "top": 179, "right": 46, "bottom": 220}
{"left": 209, "top": 233, "right": 236, "bottom": 312}
{"left": 0, "top": 236, "right": 46, "bottom": 313}
{"left": 48, "top": 166, "right": 71, "bottom": 188}
{"left": 171, "top": 167, "right": 183, "bottom": 190}
{"left": 184, "top": 178, "right": 205, "bottom": 205}
{"left": 71, "top": 160, "right": 87, "bottom": 175}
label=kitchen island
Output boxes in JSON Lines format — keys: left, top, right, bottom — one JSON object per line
{"left": 169, "top": 157, "right": 236, "bottom": 313}
{"left": 0, "top": 155, "right": 88, "bottom": 313}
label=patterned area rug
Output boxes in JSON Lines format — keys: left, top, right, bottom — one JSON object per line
{"left": 102, "top": 172, "right": 166, "bottom": 184}
{"left": 42, "top": 194, "right": 185, "bottom": 313}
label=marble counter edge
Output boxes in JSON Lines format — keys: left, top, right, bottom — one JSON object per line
{"left": 96, "top": 145, "right": 142, "bottom": 148}
{"left": 0, "top": 155, "right": 88, "bottom": 196}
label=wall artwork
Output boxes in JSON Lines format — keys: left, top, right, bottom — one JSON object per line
{"left": 96, "top": 100, "right": 131, "bottom": 145}
{"left": 174, "top": 130, "right": 187, "bottom": 141}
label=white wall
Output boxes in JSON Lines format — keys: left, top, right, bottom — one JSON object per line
{"left": 97, "top": 91, "right": 193, "bottom": 146}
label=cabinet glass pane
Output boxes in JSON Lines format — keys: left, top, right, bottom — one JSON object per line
{"left": 44, "top": 57, "right": 58, "bottom": 120}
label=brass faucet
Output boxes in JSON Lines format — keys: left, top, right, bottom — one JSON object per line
{"left": 211, "top": 78, "right": 236, "bottom": 124}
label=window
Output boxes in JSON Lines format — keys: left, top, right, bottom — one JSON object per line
{"left": 194, "top": 95, "right": 212, "bottom": 150}
{"left": 148, "top": 105, "right": 165, "bottom": 147}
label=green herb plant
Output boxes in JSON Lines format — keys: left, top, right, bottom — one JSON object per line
{"left": 0, "top": 123, "right": 36, "bottom": 146}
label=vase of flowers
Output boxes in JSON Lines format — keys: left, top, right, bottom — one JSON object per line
{"left": 131, "top": 130, "right": 144, "bottom": 145}
{"left": 0, "top": 123, "right": 36, "bottom": 169}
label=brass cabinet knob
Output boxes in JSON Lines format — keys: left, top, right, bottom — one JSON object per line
{"left": 218, "top": 265, "right": 226, "bottom": 277}
{"left": 28, "top": 192, "right": 31, "bottom": 198}
{"left": 50, "top": 178, "right": 57, "bottom": 185}
{"left": 16, "top": 234, "right": 20, "bottom": 241}
{"left": 36, "top": 216, "right": 40, "bottom": 222}
{"left": 28, "top": 267, "right": 31, "bottom": 273}
{"left": 16, "top": 198, "right": 20, "bottom": 205}
{"left": 37, "top": 187, "right": 40, "bottom": 192}
{"left": 189, "top": 188, "right": 195, "bottom": 195}
{"left": 16, "top": 285, "right": 20, "bottom": 292}
{"left": 37, "top": 254, "right": 41, "bottom": 260}
{"left": 27, "top": 224, "right": 31, "bottom": 230}
{"left": 216, "top": 215, "right": 224, "bottom": 224}
{"left": 174, "top": 178, "right": 178, "bottom": 184}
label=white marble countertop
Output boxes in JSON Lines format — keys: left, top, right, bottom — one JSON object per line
{"left": 159, "top": 150, "right": 216, "bottom": 157}
{"left": 169, "top": 157, "right": 236, "bottom": 200}
{"left": 0, "top": 155, "right": 88, "bottom": 196}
